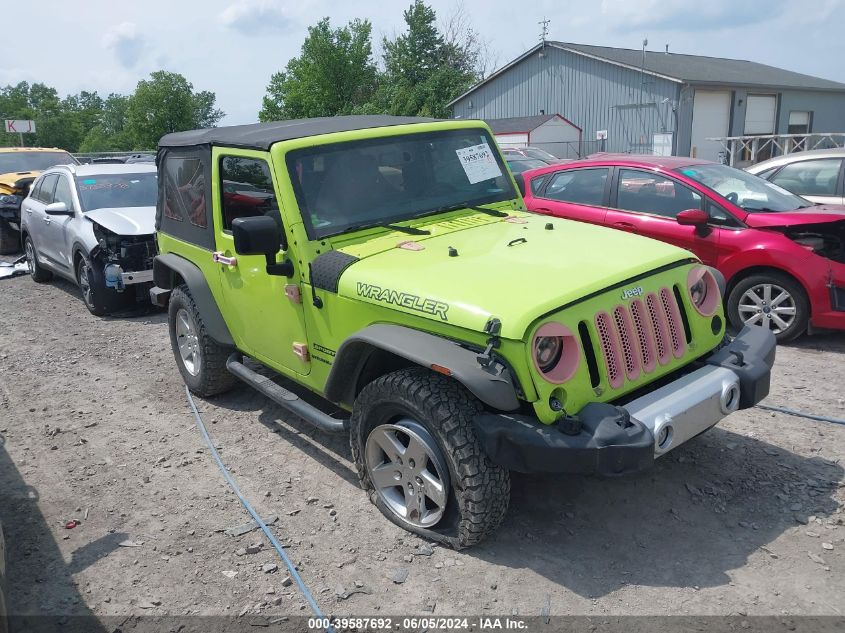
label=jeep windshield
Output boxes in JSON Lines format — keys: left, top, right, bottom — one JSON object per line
{"left": 286, "top": 128, "right": 516, "bottom": 239}
{"left": 676, "top": 163, "right": 812, "bottom": 213}
{"left": 0, "top": 151, "right": 77, "bottom": 174}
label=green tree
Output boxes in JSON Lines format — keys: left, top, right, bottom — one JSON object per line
{"left": 126, "top": 71, "right": 224, "bottom": 149}
{"left": 377, "top": 1, "right": 485, "bottom": 118}
{"left": 259, "top": 18, "right": 378, "bottom": 121}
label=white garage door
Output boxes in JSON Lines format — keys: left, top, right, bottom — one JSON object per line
{"left": 744, "top": 95, "right": 777, "bottom": 135}
{"left": 690, "top": 90, "right": 731, "bottom": 161}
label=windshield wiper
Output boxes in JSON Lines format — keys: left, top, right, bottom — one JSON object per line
{"left": 415, "top": 202, "right": 509, "bottom": 219}
{"left": 380, "top": 222, "right": 430, "bottom": 235}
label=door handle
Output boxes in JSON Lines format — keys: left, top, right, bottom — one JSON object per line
{"left": 43, "top": 217, "right": 51, "bottom": 225}
{"left": 612, "top": 221, "right": 635, "bottom": 231}
{"left": 212, "top": 251, "right": 237, "bottom": 267}
{"left": 25, "top": 208, "right": 32, "bottom": 215}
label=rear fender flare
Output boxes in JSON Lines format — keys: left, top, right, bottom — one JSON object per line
{"left": 153, "top": 253, "right": 234, "bottom": 346}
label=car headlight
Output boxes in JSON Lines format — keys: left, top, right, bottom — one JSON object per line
{"left": 531, "top": 322, "right": 580, "bottom": 383}
{"left": 687, "top": 266, "right": 720, "bottom": 316}
{"left": 0, "top": 194, "right": 20, "bottom": 207}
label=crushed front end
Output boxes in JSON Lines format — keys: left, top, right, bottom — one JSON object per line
{"left": 91, "top": 222, "right": 157, "bottom": 297}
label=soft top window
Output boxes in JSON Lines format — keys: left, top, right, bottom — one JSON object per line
{"left": 286, "top": 128, "right": 516, "bottom": 239}
{"left": 156, "top": 148, "right": 214, "bottom": 249}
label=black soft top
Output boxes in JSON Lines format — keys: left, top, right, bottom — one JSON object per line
{"left": 158, "top": 115, "right": 438, "bottom": 151}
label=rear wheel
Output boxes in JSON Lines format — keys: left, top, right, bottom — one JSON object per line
{"left": 24, "top": 236, "right": 52, "bottom": 282}
{"left": 168, "top": 284, "right": 237, "bottom": 397}
{"left": 350, "top": 367, "right": 510, "bottom": 549}
{"left": 727, "top": 272, "right": 809, "bottom": 342}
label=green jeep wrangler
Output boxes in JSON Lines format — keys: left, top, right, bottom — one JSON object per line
{"left": 150, "top": 116, "right": 776, "bottom": 548}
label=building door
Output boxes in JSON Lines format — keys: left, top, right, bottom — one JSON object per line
{"left": 689, "top": 91, "right": 731, "bottom": 161}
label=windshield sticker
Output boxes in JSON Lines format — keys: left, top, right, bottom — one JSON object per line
{"left": 455, "top": 142, "right": 502, "bottom": 184}
{"left": 83, "top": 179, "right": 97, "bottom": 184}
{"left": 356, "top": 282, "right": 449, "bottom": 321}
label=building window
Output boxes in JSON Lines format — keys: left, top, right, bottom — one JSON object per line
{"left": 788, "top": 111, "right": 812, "bottom": 135}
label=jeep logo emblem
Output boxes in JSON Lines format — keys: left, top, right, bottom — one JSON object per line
{"left": 621, "top": 286, "right": 644, "bottom": 300}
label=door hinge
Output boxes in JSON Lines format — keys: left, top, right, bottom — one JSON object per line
{"left": 292, "top": 342, "right": 310, "bottom": 362}
{"left": 285, "top": 284, "right": 302, "bottom": 304}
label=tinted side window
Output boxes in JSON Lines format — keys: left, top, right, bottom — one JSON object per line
{"left": 53, "top": 176, "right": 75, "bottom": 209}
{"left": 770, "top": 158, "right": 842, "bottom": 197}
{"left": 29, "top": 178, "right": 43, "bottom": 201}
{"left": 706, "top": 201, "right": 742, "bottom": 228}
{"left": 219, "top": 157, "right": 279, "bottom": 231}
{"left": 157, "top": 148, "right": 214, "bottom": 249}
{"left": 542, "top": 168, "right": 608, "bottom": 205}
{"left": 617, "top": 169, "right": 702, "bottom": 218}
{"left": 38, "top": 174, "right": 59, "bottom": 204}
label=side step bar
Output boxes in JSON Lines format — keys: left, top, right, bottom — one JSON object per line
{"left": 226, "top": 354, "right": 348, "bottom": 434}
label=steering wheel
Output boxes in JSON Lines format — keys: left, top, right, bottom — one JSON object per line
{"left": 725, "top": 192, "right": 739, "bottom": 204}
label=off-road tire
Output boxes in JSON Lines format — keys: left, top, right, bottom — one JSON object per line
{"left": 727, "top": 271, "right": 809, "bottom": 343}
{"left": 168, "top": 284, "right": 237, "bottom": 397}
{"left": 350, "top": 367, "right": 510, "bottom": 549}
{"left": 0, "top": 221, "right": 19, "bottom": 255}
{"left": 24, "top": 236, "right": 52, "bottom": 283}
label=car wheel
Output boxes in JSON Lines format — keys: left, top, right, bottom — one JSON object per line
{"left": 727, "top": 272, "right": 809, "bottom": 343}
{"left": 350, "top": 367, "right": 510, "bottom": 549}
{"left": 168, "top": 284, "right": 237, "bottom": 397}
{"left": 24, "top": 236, "right": 52, "bottom": 283}
{"left": 76, "top": 254, "right": 111, "bottom": 316}
{"left": 0, "top": 221, "right": 18, "bottom": 255}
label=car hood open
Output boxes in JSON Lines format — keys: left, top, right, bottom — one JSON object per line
{"left": 333, "top": 211, "right": 693, "bottom": 339}
{"left": 743, "top": 204, "right": 845, "bottom": 229}
{"left": 85, "top": 206, "right": 156, "bottom": 236}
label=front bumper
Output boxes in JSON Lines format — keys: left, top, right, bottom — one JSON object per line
{"left": 474, "top": 325, "right": 776, "bottom": 476}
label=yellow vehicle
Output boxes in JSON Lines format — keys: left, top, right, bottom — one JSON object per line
{"left": 0, "top": 147, "right": 78, "bottom": 254}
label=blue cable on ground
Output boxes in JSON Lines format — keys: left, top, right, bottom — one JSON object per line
{"left": 185, "top": 385, "right": 330, "bottom": 623}
{"left": 756, "top": 403, "right": 845, "bottom": 426}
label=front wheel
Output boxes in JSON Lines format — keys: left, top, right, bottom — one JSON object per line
{"left": 350, "top": 367, "right": 510, "bottom": 549}
{"left": 727, "top": 272, "right": 809, "bottom": 342}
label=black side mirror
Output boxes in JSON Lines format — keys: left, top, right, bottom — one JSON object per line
{"left": 231, "top": 216, "right": 293, "bottom": 277}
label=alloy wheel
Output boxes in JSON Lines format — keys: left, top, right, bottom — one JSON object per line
{"left": 737, "top": 282, "right": 797, "bottom": 334}
{"left": 78, "top": 260, "right": 94, "bottom": 308}
{"left": 364, "top": 420, "right": 450, "bottom": 528}
{"left": 24, "top": 240, "right": 35, "bottom": 275}
{"left": 175, "top": 308, "right": 202, "bottom": 376}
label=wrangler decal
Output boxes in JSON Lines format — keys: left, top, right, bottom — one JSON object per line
{"left": 356, "top": 282, "right": 449, "bottom": 321}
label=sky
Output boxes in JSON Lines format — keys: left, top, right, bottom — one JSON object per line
{"left": 3, "top": 0, "right": 844, "bottom": 125}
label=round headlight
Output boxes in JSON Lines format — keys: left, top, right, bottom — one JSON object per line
{"left": 534, "top": 335, "right": 563, "bottom": 372}
{"left": 687, "top": 267, "right": 720, "bottom": 316}
{"left": 531, "top": 322, "right": 580, "bottom": 383}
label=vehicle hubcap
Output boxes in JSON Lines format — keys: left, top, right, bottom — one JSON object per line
{"left": 175, "top": 308, "right": 201, "bottom": 376}
{"left": 738, "top": 283, "right": 796, "bottom": 334}
{"left": 364, "top": 420, "right": 450, "bottom": 528}
{"left": 78, "top": 260, "right": 93, "bottom": 306}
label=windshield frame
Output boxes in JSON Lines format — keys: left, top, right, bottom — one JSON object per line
{"left": 0, "top": 151, "right": 78, "bottom": 174}
{"left": 285, "top": 128, "right": 517, "bottom": 240}
{"left": 673, "top": 163, "right": 813, "bottom": 214}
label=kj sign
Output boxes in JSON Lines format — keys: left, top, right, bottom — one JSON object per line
{"left": 5, "top": 119, "right": 36, "bottom": 134}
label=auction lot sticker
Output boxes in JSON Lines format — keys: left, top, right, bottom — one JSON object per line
{"left": 456, "top": 142, "right": 502, "bottom": 184}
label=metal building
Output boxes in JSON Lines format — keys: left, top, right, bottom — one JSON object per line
{"left": 449, "top": 42, "right": 845, "bottom": 161}
{"left": 486, "top": 114, "right": 582, "bottom": 158}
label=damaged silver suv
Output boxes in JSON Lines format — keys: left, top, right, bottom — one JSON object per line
{"left": 20, "top": 164, "right": 158, "bottom": 315}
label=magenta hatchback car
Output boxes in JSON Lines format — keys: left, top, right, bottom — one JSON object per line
{"left": 518, "top": 155, "right": 845, "bottom": 341}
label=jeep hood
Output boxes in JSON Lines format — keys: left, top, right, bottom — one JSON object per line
{"left": 85, "top": 206, "right": 156, "bottom": 236}
{"left": 334, "top": 212, "right": 692, "bottom": 339}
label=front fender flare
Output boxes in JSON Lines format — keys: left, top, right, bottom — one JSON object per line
{"left": 153, "top": 253, "right": 234, "bottom": 346}
{"left": 325, "top": 324, "right": 520, "bottom": 412}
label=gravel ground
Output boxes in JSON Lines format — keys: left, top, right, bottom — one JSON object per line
{"left": 1, "top": 267, "right": 844, "bottom": 628}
